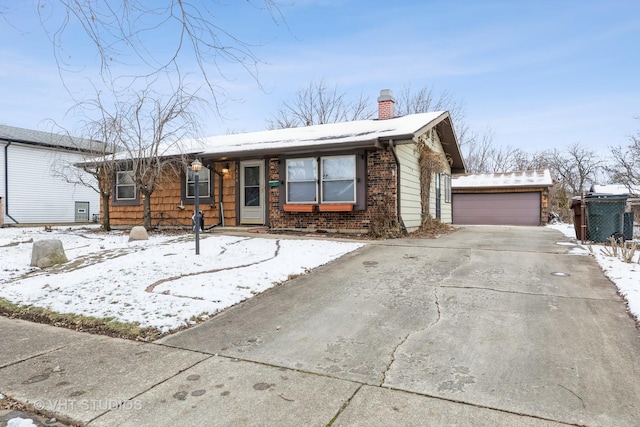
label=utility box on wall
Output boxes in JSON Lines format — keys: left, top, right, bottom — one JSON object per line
{"left": 75, "top": 201, "right": 90, "bottom": 222}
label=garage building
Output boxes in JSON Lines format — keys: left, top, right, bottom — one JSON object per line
{"left": 452, "top": 170, "right": 553, "bottom": 226}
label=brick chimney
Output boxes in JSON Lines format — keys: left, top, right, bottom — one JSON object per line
{"left": 377, "top": 89, "right": 395, "bottom": 120}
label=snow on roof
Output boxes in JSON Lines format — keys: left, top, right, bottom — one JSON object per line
{"left": 452, "top": 169, "right": 553, "bottom": 189}
{"left": 590, "top": 184, "right": 640, "bottom": 196}
{"left": 185, "top": 111, "right": 448, "bottom": 156}
{"left": 97, "top": 111, "right": 455, "bottom": 165}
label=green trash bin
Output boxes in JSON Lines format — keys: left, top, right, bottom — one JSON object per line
{"left": 585, "top": 194, "right": 628, "bottom": 243}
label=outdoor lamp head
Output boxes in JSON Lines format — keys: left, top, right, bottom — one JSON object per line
{"left": 191, "top": 159, "right": 203, "bottom": 173}
{"left": 222, "top": 163, "right": 230, "bottom": 174}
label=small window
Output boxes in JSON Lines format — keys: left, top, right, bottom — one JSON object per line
{"left": 444, "top": 173, "right": 451, "bottom": 203}
{"left": 321, "top": 155, "right": 356, "bottom": 203}
{"left": 116, "top": 170, "right": 136, "bottom": 201}
{"left": 286, "top": 158, "right": 317, "bottom": 203}
{"left": 186, "top": 167, "right": 211, "bottom": 198}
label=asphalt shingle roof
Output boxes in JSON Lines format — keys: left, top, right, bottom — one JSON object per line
{"left": 0, "top": 124, "right": 104, "bottom": 152}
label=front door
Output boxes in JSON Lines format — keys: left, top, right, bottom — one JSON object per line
{"left": 239, "top": 160, "right": 265, "bottom": 224}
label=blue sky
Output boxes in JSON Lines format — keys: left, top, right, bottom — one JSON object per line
{"left": 1, "top": 0, "right": 639, "bottom": 155}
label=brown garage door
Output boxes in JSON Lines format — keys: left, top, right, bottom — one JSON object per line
{"left": 453, "top": 192, "right": 541, "bottom": 225}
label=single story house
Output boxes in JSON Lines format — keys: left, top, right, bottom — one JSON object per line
{"left": 106, "top": 90, "right": 466, "bottom": 233}
{"left": 1, "top": 125, "right": 103, "bottom": 226}
{"left": 451, "top": 170, "right": 553, "bottom": 226}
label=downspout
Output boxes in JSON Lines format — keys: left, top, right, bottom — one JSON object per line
{"left": 3, "top": 141, "right": 19, "bottom": 224}
{"left": 387, "top": 139, "right": 407, "bottom": 234}
{"left": 218, "top": 169, "right": 225, "bottom": 227}
{"left": 211, "top": 167, "right": 225, "bottom": 228}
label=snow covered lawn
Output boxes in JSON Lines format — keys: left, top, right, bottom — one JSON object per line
{"left": 2, "top": 224, "right": 637, "bottom": 337}
{"left": 0, "top": 226, "right": 363, "bottom": 334}
{"left": 548, "top": 223, "right": 640, "bottom": 322}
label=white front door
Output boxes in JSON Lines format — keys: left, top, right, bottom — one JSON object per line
{"left": 239, "top": 160, "right": 265, "bottom": 225}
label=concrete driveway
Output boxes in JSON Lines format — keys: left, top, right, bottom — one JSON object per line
{"left": 154, "top": 225, "right": 640, "bottom": 426}
{"left": 2, "top": 226, "right": 639, "bottom": 426}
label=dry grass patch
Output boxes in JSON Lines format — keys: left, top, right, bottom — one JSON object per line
{"left": 409, "top": 217, "right": 457, "bottom": 239}
{"left": 0, "top": 298, "right": 162, "bottom": 341}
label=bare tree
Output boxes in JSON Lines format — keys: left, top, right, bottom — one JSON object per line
{"left": 72, "top": 98, "right": 129, "bottom": 231}
{"left": 34, "top": 0, "right": 285, "bottom": 101}
{"left": 395, "top": 83, "right": 470, "bottom": 146}
{"left": 267, "top": 79, "right": 373, "bottom": 128}
{"left": 608, "top": 127, "right": 640, "bottom": 190}
{"left": 51, "top": 80, "right": 202, "bottom": 230}
{"left": 112, "top": 85, "right": 202, "bottom": 230}
{"left": 49, "top": 97, "right": 121, "bottom": 231}
{"left": 266, "top": 80, "right": 477, "bottom": 144}
{"left": 547, "top": 143, "right": 605, "bottom": 195}
{"left": 461, "top": 127, "right": 496, "bottom": 173}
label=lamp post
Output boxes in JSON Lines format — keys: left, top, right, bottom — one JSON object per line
{"left": 191, "top": 158, "right": 202, "bottom": 255}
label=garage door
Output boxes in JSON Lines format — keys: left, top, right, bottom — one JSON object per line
{"left": 453, "top": 192, "right": 541, "bottom": 225}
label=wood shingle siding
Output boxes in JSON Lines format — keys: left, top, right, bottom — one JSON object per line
{"left": 107, "top": 162, "right": 238, "bottom": 228}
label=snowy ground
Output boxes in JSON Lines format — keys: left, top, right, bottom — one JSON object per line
{"left": 0, "top": 226, "right": 363, "bottom": 333}
{"left": 1, "top": 224, "right": 637, "bottom": 335}
{"left": 547, "top": 223, "right": 640, "bottom": 322}
{"left": 1, "top": 224, "right": 639, "bottom": 427}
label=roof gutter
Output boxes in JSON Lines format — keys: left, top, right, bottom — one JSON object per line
{"left": 0, "top": 135, "right": 103, "bottom": 154}
{"left": 201, "top": 139, "right": 387, "bottom": 160}
{"left": 3, "top": 141, "right": 19, "bottom": 224}
{"left": 188, "top": 134, "right": 420, "bottom": 161}
{"left": 387, "top": 139, "right": 407, "bottom": 234}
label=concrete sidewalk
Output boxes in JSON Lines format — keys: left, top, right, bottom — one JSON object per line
{"left": 0, "top": 318, "right": 562, "bottom": 427}
{"left": 1, "top": 226, "right": 640, "bottom": 426}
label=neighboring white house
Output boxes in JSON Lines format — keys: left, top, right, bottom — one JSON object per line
{"left": 1, "top": 125, "right": 102, "bottom": 226}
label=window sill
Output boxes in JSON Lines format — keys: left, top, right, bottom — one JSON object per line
{"left": 318, "top": 204, "right": 354, "bottom": 212}
{"left": 283, "top": 204, "right": 316, "bottom": 212}
{"left": 112, "top": 198, "right": 140, "bottom": 207}
{"left": 183, "top": 197, "right": 214, "bottom": 205}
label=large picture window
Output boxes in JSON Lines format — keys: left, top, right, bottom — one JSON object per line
{"left": 186, "top": 167, "right": 211, "bottom": 199}
{"left": 115, "top": 170, "right": 136, "bottom": 201}
{"left": 321, "top": 155, "right": 356, "bottom": 203}
{"left": 285, "top": 155, "right": 358, "bottom": 205}
{"left": 286, "top": 158, "right": 317, "bottom": 203}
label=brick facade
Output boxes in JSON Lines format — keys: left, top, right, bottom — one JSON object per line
{"left": 268, "top": 149, "right": 398, "bottom": 233}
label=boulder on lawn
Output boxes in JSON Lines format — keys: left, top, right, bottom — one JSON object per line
{"left": 30, "top": 239, "right": 68, "bottom": 268}
{"left": 129, "top": 226, "right": 149, "bottom": 242}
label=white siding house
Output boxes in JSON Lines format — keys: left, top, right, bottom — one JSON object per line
{"left": 1, "top": 125, "right": 102, "bottom": 226}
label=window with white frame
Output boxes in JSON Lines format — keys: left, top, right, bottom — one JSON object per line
{"left": 115, "top": 170, "right": 136, "bottom": 201}
{"left": 443, "top": 173, "right": 451, "bottom": 203}
{"left": 286, "top": 158, "right": 318, "bottom": 203}
{"left": 321, "top": 155, "right": 356, "bottom": 203}
{"left": 186, "top": 167, "right": 211, "bottom": 198}
{"left": 285, "top": 155, "right": 357, "bottom": 204}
